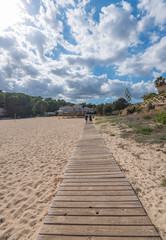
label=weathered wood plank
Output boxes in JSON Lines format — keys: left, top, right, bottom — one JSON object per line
{"left": 63, "top": 175, "right": 124, "bottom": 179}
{"left": 61, "top": 182, "right": 130, "bottom": 186}
{"left": 59, "top": 186, "right": 132, "bottom": 191}
{"left": 49, "top": 207, "right": 145, "bottom": 216}
{"left": 39, "top": 225, "right": 159, "bottom": 237}
{"left": 65, "top": 171, "right": 122, "bottom": 175}
{"left": 38, "top": 236, "right": 161, "bottom": 240}
{"left": 57, "top": 190, "right": 135, "bottom": 196}
{"left": 44, "top": 215, "right": 151, "bottom": 225}
{"left": 51, "top": 201, "right": 142, "bottom": 208}
{"left": 55, "top": 195, "right": 138, "bottom": 202}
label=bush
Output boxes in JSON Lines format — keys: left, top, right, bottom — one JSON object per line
{"left": 156, "top": 111, "right": 166, "bottom": 124}
{"left": 127, "top": 106, "right": 136, "bottom": 114}
{"left": 147, "top": 102, "right": 155, "bottom": 111}
{"left": 142, "top": 93, "right": 158, "bottom": 101}
{"left": 136, "top": 126, "right": 153, "bottom": 135}
{"left": 135, "top": 107, "right": 143, "bottom": 113}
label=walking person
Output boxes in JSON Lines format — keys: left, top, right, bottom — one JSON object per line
{"left": 84, "top": 115, "right": 88, "bottom": 123}
{"left": 89, "top": 114, "right": 92, "bottom": 123}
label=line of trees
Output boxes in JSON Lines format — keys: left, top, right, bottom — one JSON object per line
{"left": 95, "top": 97, "right": 129, "bottom": 116}
{"left": 0, "top": 88, "right": 131, "bottom": 118}
{"left": 0, "top": 90, "right": 73, "bottom": 118}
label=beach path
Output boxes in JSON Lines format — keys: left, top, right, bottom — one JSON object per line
{"left": 37, "top": 123, "right": 162, "bottom": 240}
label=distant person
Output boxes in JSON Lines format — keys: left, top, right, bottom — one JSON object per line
{"left": 85, "top": 115, "right": 88, "bottom": 123}
{"left": 89, "top": 115, "right": 92, "bottom": 123}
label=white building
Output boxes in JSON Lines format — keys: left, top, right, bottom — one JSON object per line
{"left": 0, "top": 108, "right": 6, "bottom": 117}
{"left": 58, "top": 105, "right": 94, "bottom": 115}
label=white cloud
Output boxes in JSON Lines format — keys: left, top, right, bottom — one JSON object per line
{"left": 117, "top": 36, "right": 166, "bottom": 76}
{"left": 138, "top": 0, "right": 166, "bottom": 26}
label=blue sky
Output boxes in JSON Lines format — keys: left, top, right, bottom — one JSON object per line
{"left": 0, "top": 0, "right": 166, "bottom": 104}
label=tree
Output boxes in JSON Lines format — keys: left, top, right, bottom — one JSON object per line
{"left": 96, "top": 104, "right": 104, "bottom": 115}
{"left": 125, "top": 88, "right": 131, "bottom": 103}
{"left": 154, "top": 76, "right": 166, "bottom": 87}
{"left": 0, "top": 90, "right": 5, "bottom": 108}
{"left": 103, "top": 103, "right": 113, "bottom": 115}
{"left": 113, "top": 98, "right": 128, "bottom": 110}
{"left": 35, "top": 100, "right": 48, "bottom": 115}
{"left": 5, "top": 93, "right": 33, "bottom": 117}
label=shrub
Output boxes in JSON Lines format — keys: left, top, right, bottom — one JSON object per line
{"left": 161, "top": 178, "right": 166, "bottom": 187}
{"left": 136, "top": 126, "right": 153, "bottom": 135}
{"left": 147, "top": 102, "right": 155, "bottom": 111}
{"left": 127, "top": 106, "right": 136, "bottom": 114}
{"left": 143, "top": 114, "right": 152, "bottom": 119}
{"left": 156, "top": 111, "right": 166, "bottom": 124}
{"left": 135, "top": 107, "right": 143, "bottom": 113}
{"left": 142, "top": 92, "right": 158, "bottom": 101}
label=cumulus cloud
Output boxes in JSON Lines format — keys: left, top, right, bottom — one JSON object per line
{"left": 138, "top": 0, "right": 166, "bottom": 26}
{"left": 0, "top": 0, "right": 165, "bottom": 102}
{"left": 117, "top": 36, "right": 166, "bottom": 76}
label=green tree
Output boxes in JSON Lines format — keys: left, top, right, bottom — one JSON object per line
{"left": 5, "top": 93, "right": 33, "bottom": 117}
{"left": 103, "top": 103, "right": 113, "bottom": 115}
{"left": 0, "top": 90, "right": 5, "bottom": 108}
{"left": 113, "top": 98, "right": 128, "bottom": 110}
{"left": 154, "top": 76, "right": 166, "bottom": 87}
{"left": 96, "top": 104, "right": 104, "bottom": 115}
{"left": 35, "top": 100, "right": 48, "bottom": 115}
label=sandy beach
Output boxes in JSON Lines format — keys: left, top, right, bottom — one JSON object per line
{"left": 0, "top": 117, "right": 84, "bottom": 240}
{"left": 96, "top": 122, "right": 166, "bottom": 240}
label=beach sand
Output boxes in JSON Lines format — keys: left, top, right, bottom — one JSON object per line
{"left": 0, "top": 117, "right": 84, "bottom": 240}
{"left": 96, "top": 122, "right": 166, "bottom": 240}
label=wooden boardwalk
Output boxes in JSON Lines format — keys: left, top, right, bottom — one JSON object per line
{"left": 38, "top": 123, "right": 162, "bottom": 240}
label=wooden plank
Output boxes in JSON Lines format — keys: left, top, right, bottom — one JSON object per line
{"left": 57, "top": 190, "right": 135, "bottom": 196}
{"left": 55, "top": 196, "right": 138, "bottom": 202}
{"left": 51, "top": 201, "right": 142, "bottom": 208}
{"left": 61, "top": 182, "right": 130, "bottom": 186}
{"left": 65, "top": 171, "right": 121, "bottom": 175}
{"left": 63, "top": 175, "right": 124, "bottom": 179}
{"left": 66, "top": 167, "right": 120, "bottom": 170}
{"left": 49, "top": 207, "right": 145, "bottom": 216}
{"left": 38, "top": 236, "right": 161, "bottom": 240}
{"left": 59, "top": 186, "right": 132, "bottom": 191}
{"left": 44, "top": 215, "right": 151, "bottom": 225}
{"left": 62, "top": 179, "right": 128, "bottom": 183}
{"left": 39, "top": 225, "right": 159, "bottom": 237}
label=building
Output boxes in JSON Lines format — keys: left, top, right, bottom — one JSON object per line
{"left": 58, "top": 105, "right": 95, "bottom": 115}
{"left": 157, "top": 84, "right": 166, "bottom": 94}
{"left": 0, "top": 108, "right": 6, "bottom": 117}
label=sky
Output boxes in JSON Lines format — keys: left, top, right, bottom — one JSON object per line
{"left": 0, "top": 0, "right": 166, "bottom": 104}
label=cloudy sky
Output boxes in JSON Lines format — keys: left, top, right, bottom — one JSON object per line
{"left": 0, "top": 0, "right": 166, "bottom": 104}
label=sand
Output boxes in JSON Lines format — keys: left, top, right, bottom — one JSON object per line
{"left": 0, "top": 117, "right": 84, "bottom": 240}
{"left": 96, "top": 122, "right": 166, "bottom": 240}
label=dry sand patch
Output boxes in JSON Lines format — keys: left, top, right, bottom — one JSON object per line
{"left": 0, "top": 117, "right": 84, "bottom": 240}
{"left": 96, "top": 122, "right": 166, "bottom": 240}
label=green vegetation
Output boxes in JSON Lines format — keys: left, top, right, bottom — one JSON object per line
{"left": 135, "top": 136, "right": 149, "bottom": 142}
{"left": 136, "top": 126, "right": 153, "bottom": 135}
{"left": 142, "top": 92, "right": 158, "bottom": 101}
{"left": 95, "top": 120, "right": 109, "bottom": 125}
{"left": 161, "top": 178, "right": 166, "bottom": 187}
{"left": 110, "top": 133, "right": 115, "bottom": 136}
{"left": 156, "top": 110, "right": 166, "bottom": 124}
{"left": 154, "top": 76, "right": 166, "bottom": 87}
{"left": 96, "top": 98, "right": 129, "bottom": 116}
{"left": 0, "top": 90, "right": 73, "bottom": 118}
